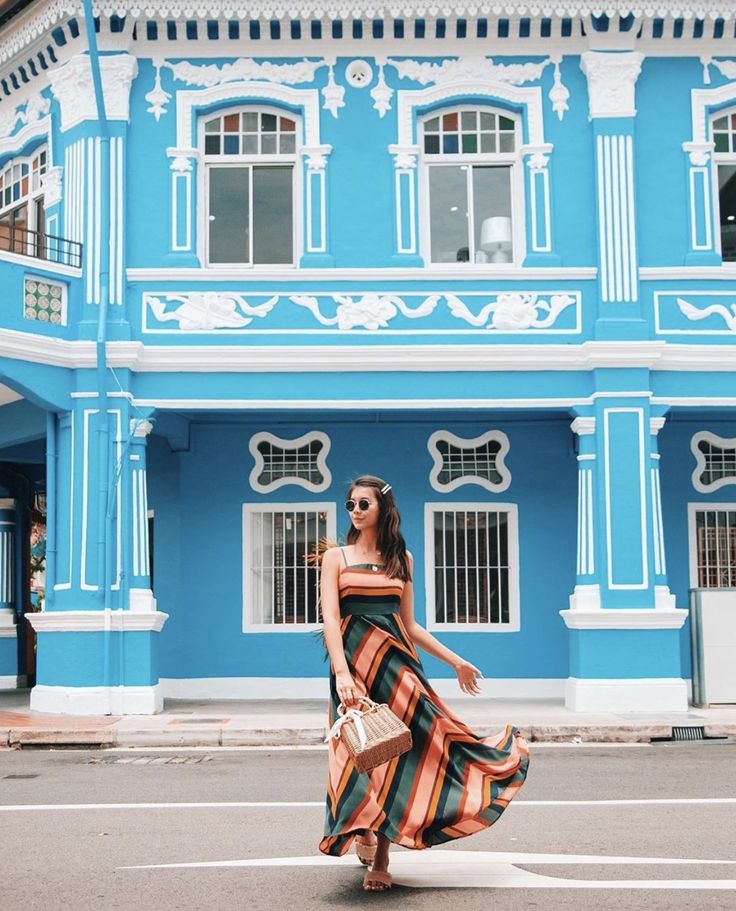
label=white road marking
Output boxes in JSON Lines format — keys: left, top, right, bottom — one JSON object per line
{"left": 120, "top": 848, "right": 736, "bottom": 890}
{"left": 1, "top": 797, "right": 736, "bottom": 812}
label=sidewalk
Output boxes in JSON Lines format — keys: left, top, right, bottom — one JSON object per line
{"left": 2, "top": 689, "right": 736, "bottom": 747}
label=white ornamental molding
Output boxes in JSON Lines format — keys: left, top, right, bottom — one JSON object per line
{"left": 249, "top": 430, "right": 331, "bottom": 493}
{"left": 300, "top": 144, "right": 332, "bottom": 172}
{"left": 26, "top": 610, "right": 169, "bottom": 633}
{"left": 579, "top": 51, "right": 644, "bottom": 119}
{"left": 0, "top": 92, "right": 50, "bottom": 155}
{"left": 445, "top": 292, "right": 578, "bottom": 331}
{"left": 690, "top": 80, "right": 736, "bottom": 146}
{"left": 146, "top": 292, "right": 278, "bottom": 330}
{"left": 386, "top": 55, "right": 569, "bottom": 123}
{"left": 691, "top": 430, "right": 736, "bottom": 493}
{"left": 290, "top": 293, "right": 441, "bottom": 330}
{"left": 147, "top": 57, "right": 344, "bottom": 121}
{"left": 702, "top": 57, "right": 736, "bottom": 85}
{"left": 676, "top": 296, "right": 736, "bottom": 331}
{"left": 41, "top": 165, "right": 63, "bottom": 207}
{"left": 682, "top": 141, "right": 714, "bottom": 167}
{"left": 49, "top": 54, "right": 139, "bottom": 132}
{"left": 175, "top": 82, "right": 323, "bottom": 150}
{"left": 427, "top": 429, "right": 511, "bottom": 494}
{"left": 371, "top": 62, "right": 393, "bottom": 118}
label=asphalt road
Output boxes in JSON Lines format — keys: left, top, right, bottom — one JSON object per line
{"left": 2, "top": 742, "right": 736, "bottom": 911}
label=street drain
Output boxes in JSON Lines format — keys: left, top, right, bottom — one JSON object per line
{"left": 84, "top": 755, "right": 214, "bottom": 764}
{"left": 4, "top": 774, "right": 39, "bottom": 779}
{"left": 651, "top": 725, "right": 728, "bottom": 743}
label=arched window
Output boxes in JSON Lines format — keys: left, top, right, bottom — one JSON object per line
{"left": 201, "top": 108, "right": 297, "bottom": 266}
{"left": 0, "top": 146, "right": 47, "bottom": 256}
{"left": 421, "top": 107, "right": 520, "bottom": 266}
{"left": 712, "top": 110, "right": 736, "bottom": 262}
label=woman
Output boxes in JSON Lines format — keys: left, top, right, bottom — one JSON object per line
{"left": 318, "top": 475, "right": 529, "bottom": 892}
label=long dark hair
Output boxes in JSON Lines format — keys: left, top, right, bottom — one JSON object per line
{"left": 346, "top": 475, "right": 410, "bottom": 582}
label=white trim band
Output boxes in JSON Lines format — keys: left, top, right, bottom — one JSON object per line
{"left": 564, "top": 677, "right": 689, "bottom": 713}
{"left": 560, "top": 608, "right": 688, "bottom": 629}
{"left": 26, "top": 609, "right": 169, "bottom": 633}
{"left": 30, "top": 684, "right": 163, "bottom": 715}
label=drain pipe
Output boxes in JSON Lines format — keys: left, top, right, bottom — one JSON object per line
{"left": 81, "top": 0, "right": 114, "bottom": 711}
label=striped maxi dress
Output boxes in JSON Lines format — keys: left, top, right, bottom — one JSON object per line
{"left": 319, "top": 557, "right": 530, "bottom": 856}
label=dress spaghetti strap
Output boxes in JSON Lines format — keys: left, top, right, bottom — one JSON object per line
{"left": 339, "top": 546, "right": 348, "bottom": 567}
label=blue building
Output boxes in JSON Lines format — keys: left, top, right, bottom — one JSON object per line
{"left": 0, "top": 0, "right": 734, "bottom": 714}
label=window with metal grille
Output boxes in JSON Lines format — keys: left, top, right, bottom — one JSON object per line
{"left": 243, "top": 504, "right": 335, "bottom": 630}
{"left": 692, "top": 508, "right": 736, "bottom": 589}
{"left": 691, "top": 432, "right": 736, "bottom": 492}
{"left": 425, "top": 504, "right": 519, "bottom": 630}
{"left": 428, "top": 430, "right": 510, "bottom": 493}
{"left": 712, "top": 109, "right": 736, "bottom": 262}
{"left": 249, "top": 431, "right": 331, "bottom": 493}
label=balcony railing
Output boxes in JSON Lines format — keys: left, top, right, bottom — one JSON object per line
{"left": 0, "top": 224, "right": 83, "bottom": 269}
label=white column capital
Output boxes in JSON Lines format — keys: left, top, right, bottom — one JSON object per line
{"left": 580, "top": 51, "right": 644, "bottom": 119}
{"left": 130, "top": 419, "right": 154, "bottom": 438}
{"left": 166, "top": 147, "right": 199, "bottom": 172}
{"left": 650, "top": 417, "right": 666, "bottom": 435}
{"left": 682, "top": 141, "right": 714, "bottom": 167}
{"left": 49, "top": 53, "right": 138, "bottom": 132}
{"left": 571, "top": 417, "right": 596, "bottom": 436}
{"left": 388, "top": 144, "right": 420, "bottom": 169}
{"left": 300, "top": 144, "right": 332, "bottom": 172}
{"left": 520, "top": 143, "right": 553, "bottom": 170}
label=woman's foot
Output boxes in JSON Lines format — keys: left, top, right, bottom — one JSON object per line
{"left": 354, "top": 832, "right": 377, "bottom": 866}
{"left": 363, "top": 835, "right": 391, "bottom": 892}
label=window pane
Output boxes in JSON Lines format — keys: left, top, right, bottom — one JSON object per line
{"left": 473, "top": 166, "right": 513, "bottom": 263}
{"left": 429, "top": 165, "right": 469, "bottom": 263}
{"left": 719, "top": 164, "right": 736, "bottom": 262}
{"left": 208, "top": 167, "right": 249, "bottom": 263}
{"left": 253, "top": 166, "right": 293, "bottom": 264}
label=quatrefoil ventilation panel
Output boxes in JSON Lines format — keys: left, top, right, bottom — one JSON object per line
{"left": 249, "top": 431, "right": 331, "bottom": 493}
{"left": 428, "top": 430, "right": 511, "bottom": 493}
{"left": 691, "top": 432, "right": 736, "bottom": 493}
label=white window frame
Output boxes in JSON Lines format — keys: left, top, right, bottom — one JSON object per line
{"left": 424, "top": 501, "right": 520, "bottom": 632}
{"left": 687, "top": 502, "right": 736, "bottom": 590}
{"left": 0, "top": 145, "right": 48, "bottom": 257}
{"left": 711, "top": 107, "right": 736, "bottom": 262}
{"left": 691, "top": 430, "right": 736, "bottom": 493}
{"left": 199, "top": 105, "right": 300, "bottom": 269}
{"left": 248, "top": 430, "right": 331, "bottom": 493}
{"left": 242, "top": 501, "right": 336, "bottom": 632}
{"left": 419, "top": 105, "right": 525, "bottom": 269}
{"left": 428, "top": 429, "right": 511, "bottom": 493}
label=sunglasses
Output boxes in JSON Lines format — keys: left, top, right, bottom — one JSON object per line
{"left": 345, "top": 498, "right": 373, "bottom": 512}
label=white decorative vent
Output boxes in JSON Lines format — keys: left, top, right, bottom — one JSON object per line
{"left": 691, "top": 431, "right": 736, "bottom": 493}
{"left": 428, "top": 430, "right": 510, "bottom": 493}
{"left": 249, "top": 431, "right": 331, "bottom": 493}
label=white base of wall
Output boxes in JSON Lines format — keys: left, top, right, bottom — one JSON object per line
{"left": 159, "top": 677, "right": 567, "bottom": 701}
{"left": 30, "top": 684, "right": 163, "bottom": 715}
{"left": 0, "top": 675, "right": 23, "bottom": 688}
{"left": 565, "top": 677, "right": 689, "bottom": 713}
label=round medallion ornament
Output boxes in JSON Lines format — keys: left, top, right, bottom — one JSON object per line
{"left": 346, "top": 60, "right": 373, "bottom": 89}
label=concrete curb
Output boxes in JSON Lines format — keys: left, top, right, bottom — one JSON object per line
{"left": 2, "top": 722, "right": 735, "bottom": 748}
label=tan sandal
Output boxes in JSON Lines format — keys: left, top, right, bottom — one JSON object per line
{"left": 354, "top": 834, "right": 377, "bottom": 866}
{"left": 363, "top": 869, "right": 392, "bottom": 892}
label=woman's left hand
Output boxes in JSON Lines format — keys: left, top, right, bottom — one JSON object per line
{"left": 454, "top": 660, "right": 483, "bottom": 695}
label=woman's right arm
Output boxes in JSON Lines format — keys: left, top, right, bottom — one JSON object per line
{"left": 320, "top": 548, "right": 359, "bottom": 706}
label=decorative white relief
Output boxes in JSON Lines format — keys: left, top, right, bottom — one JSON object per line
{"left": 146, "top": 292, "right": 278, "bottom": 330}
{"left": 322, "top": 61, "right": 345, "bottom": 118}
{"left": 702, "top": 57, "right": 736, "bottom": 85}
{"left": 150, "top": 57, "right": 341, "bottom": 119}
{"left": 371, "top": 62, "right": 393, "bottom": 118}
{"left": 427, "top": 429, "right": 511, "bottom": 494}
{"left": 41, "top": 165, "right": 62, "bottom": 207}
{"left": 290, "top": 293, "right": 440, "bottom": 331}
{"left": 0, "top": 91, "right": 49, "bottom": 140}
{"left": 549, "top": 58, "right": 570, "bottom": 121}
{"left": 445, "top": 292, "right": 577, "bottom": 331}
{"left": 677, "top": 296, "right": 736, "bottom": 331}
{"left": 249, "top": 430, "right": 331, "bottom": 493}
{"left": 682, "top": 141, "right": 713, "bottom": 167}
{"left": 579, "top": 52, "right": 644, "bottom": 119}
{"left": 168, "top": 148, "right": 198, "bottom": 172}
{"left": 49, "top": 54, "right": 139, "bottom": 132}
{"left": 596, "top": 134, "right": 638, "bottom": 303}
{"left": 345, "top": 60, "right": 373, "bottom": 89}
{"left": 386, "top": 55, "right": 568, "bottom": 122}
{"left": 300, "top": 144, "right": 331, "bottom": 172}
{"left": 389, "top": 144, "right": 419, "bottom": 169}
{"left": 145, "top": 65, "right": 171, "bottom": 121}
{"left": 691, "top": 431, "right": 736, "bottom": 493}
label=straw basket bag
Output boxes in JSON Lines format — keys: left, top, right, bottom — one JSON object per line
{"left": 325, "top": 697, "right": 412, "bottom": 774}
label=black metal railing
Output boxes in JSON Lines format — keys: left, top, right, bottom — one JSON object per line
{"left": 0, "top": 223, "right": 83, "bottom": 269}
